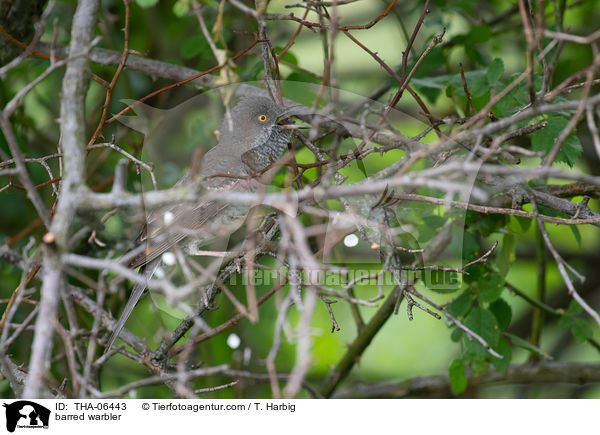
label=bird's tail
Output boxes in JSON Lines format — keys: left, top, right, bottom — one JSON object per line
{"left": 104, "top": 261, "right": 158, "bottom": 353}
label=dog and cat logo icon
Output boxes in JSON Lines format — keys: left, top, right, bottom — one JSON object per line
{"left": 2, "top": 401, "right": 50, "bottom": 432}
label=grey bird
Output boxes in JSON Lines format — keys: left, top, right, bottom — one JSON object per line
{"left": 105, "top": 96, "right": 297, "bottom": 352}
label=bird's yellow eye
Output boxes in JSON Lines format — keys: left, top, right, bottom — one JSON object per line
{"left": 258, "top": 114, "right": 267, "bottom": 122}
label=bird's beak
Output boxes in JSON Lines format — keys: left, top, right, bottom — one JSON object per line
{"left": 280, "top": 124, "right": 310, "bottom": 130}
{"left": 278, "top": 104, "right": 309, "bottom": 130}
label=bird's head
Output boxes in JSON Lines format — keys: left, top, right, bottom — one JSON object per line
{"left": 222, "top": 96, "right": 296, "bottom": 151}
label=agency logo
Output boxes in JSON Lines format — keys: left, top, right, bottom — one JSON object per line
{"left": 2, "top": 401, "right": 50, "bottom": 432}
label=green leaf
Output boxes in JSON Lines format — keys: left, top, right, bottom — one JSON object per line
{"left": 450, "top": 327, "right": 464, "bottom": 342}
{"left": 277, "top": 49, "right": 298, "bottom": 65}
{"left": 411, "top": 77, "right": 446, "bottom": 104}
{"left": 411, "top": 45, "right": 445, "bottom": 78}
{"left": 558, "top": 300, "right": 583, "bottom": 329}
{"left": 451, "top": 226, "right": 480, "bottom": 262}
{"left": 464, "top": 307, "right": 500, "bottom": 355}
{"left": 447, "top": 291, "right": 472, "bottom": 318}
{"left": 463, "top": 264, "right": 486, "bottom": 283}
{"left": 489, "top": 298, "right": 512, "bottom": 330}
{"left": 448, "top": 70, "right": 489, "bottom": 98}
{"left": 507, "top": 333, "right": 553, "bottom": 360}
{"left": 470, "top": 357, "right": 489, "bottom": 376}
{"left": 172, "top": 0, "right": 190, "bottom": 16}
{"left": 537, "top": 204, "right": 559, "bottom": 217}
{"left": 558, "top": 300, "right": 593, "bottom": 336}
{"left": 136, "top": 0, "right": 158, "bottom": 8}
{"left": 513, "top": 215, "right": 532, "bottom": 233}
{"left": 356, "top": 158, "right": 368, "bottom": 178}
{"left": 240, "top": 58, "right": 265, "bottom": 82}
{"left": 557, "top": 134, "right": 583, "bottom": 167}
{"left": 423, "top": 215, "right": 446, "bottom": 229}
{"left": 468, "top": 25, "right": 493, "bottom": 43}
{"left": 571, "top": 318, "right": 594, "bottom": 343}
{"left": 493, "top": 73, "right": 543, "bottom": 117}
{"left": 557, "top": 314, "right": 571, "bottom": 329}
{"left": 559, "top": 299, "right": 584, "bottom": 329}
{"left": 569, "top": 225, "right": 582, "bottom": 247}
{"left": 465, "top": 44, "right": 487, "bottom": 66}
{"left": 449, "top": 359, "right": 468, "bottom": 395}
{"left": 413, "top": 70, "right": 489, "bottom": 103}
{"left": 474, "top": 214, "right": 507, "bottom": 237}
{"left": 453, "top": 0, "right": 478, "bottom": 14}
{"left": 180, "top": 34, "right": 210, "bottom": 59}
{"left": 497, "top": 233, "right": 516, "bottom": 278}
{"left": 491, "top": 338, "right": 512, "bottom": 372}
{"left": 286, "top": 70, "right": 321, "bottom": 85}
{"left": 416, "top": 85, "right": 443, "bottom": 104}
{"left": 487, "top": 58, "right": 504, "bottom": 84}
{"left": 477, "top": 272, "right": 504, "bottom": 303}
{"left": 418, "top": 215, "right": 446, "bottom": 242}
{"left": 530, "top": 117, "right": 583, "bottom": 167}
{"left": 567, "top": 299, "right": 584, "bottom": 315}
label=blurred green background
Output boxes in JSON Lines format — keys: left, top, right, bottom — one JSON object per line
{"left": 1, "top": 0, "right": 599, "bottom": 398}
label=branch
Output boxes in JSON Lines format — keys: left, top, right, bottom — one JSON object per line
{"left": 23, "top": 0, "right": 100, "bottom": 399}
{"left": 334, "top": 362, "right": 600, "bottom": 398}
{"left": 0, "top": 116, "right": 51, "bottom": 227}
{"left": 36, "top": 42, "right": 215, "bottom": 89}
{"left": 530, "top": 199, "right": 600, "bottom": 327}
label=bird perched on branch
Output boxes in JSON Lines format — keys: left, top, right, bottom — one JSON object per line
{"left": 105, "top": 96, "right": 299, "bottom": 352}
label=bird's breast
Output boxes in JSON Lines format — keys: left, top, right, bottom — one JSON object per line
{"left": 243, "top": 128, "right": 290, "bottom": 173}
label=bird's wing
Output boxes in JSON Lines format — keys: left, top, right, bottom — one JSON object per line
{"left": 128, "top": 199, "right": 229, "bottom": 269}
{"left": 106, "top": 198, "right": 229, "bottom": 353}
{"left": 107, "top": 138, "right": 255, "bottom": 352}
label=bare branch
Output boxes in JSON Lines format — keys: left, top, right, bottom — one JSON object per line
{"left": 23, "top": 0, "right": 100, "bottom": 399}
